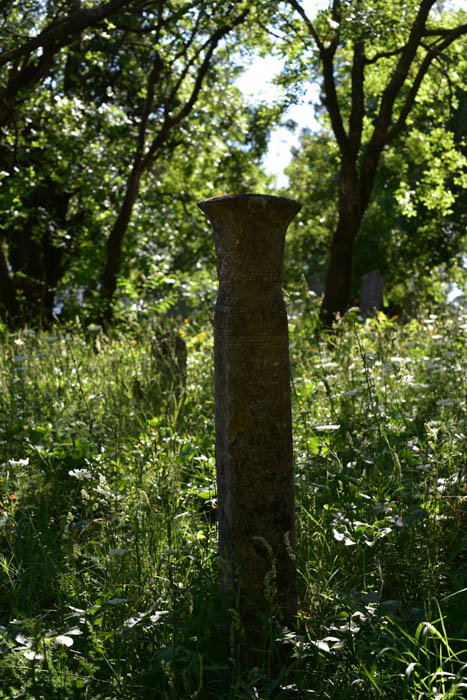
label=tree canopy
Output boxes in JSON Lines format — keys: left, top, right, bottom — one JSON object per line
{"left": 276, "top": 0, "right": 467, "bottom": 322}
{"left": 0, "top": 0, "right": 466, "bottom": 328}
{"left": 0, "top": 0, "right": 264, "bottom": 325}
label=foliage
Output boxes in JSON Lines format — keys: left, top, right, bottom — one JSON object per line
{"left": 0, "top": 296, "right": 466, "bottom": 697}
{"left": 284, "top": 79, "right": 467, "bottom": 308}
{"left": 1, "top": 0, "right": 465, "bottom": 329}
{"left": 273, "top": 0, "right": 467, "bottom": 324}
{"left": 0, "top": 0, "right": 277, "bottom": 326}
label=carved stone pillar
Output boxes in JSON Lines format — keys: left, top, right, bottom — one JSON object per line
{"left": 198, "top": 194, "right": 301, "bottom": 627}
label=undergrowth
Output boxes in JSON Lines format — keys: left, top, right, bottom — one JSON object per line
{"left": 0, "top": 291, "right": 466, "bottom": 699}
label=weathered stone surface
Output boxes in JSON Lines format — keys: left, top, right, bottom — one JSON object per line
{"left": 198, "top": 194, "right": 300, "bottom": 627}
{"left": 360, "top": 270, "right": 384, "bottom": 317}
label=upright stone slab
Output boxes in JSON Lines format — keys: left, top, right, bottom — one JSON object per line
{"left": 360, "top": 270, "right": 384, "bottom": 317}
{"left": 306, "top": 272, "right": 325, "bottom": 296}
{"left": 198, "top": 194, "right": 301, "bottom": 627}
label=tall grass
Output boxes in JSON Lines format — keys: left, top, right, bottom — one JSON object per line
{"left": 0, "top": 293, "right": 466, "bottom": 698}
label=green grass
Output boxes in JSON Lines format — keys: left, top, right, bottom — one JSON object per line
{"left": 0, "top": 290, "right": 466, "bottom": 698}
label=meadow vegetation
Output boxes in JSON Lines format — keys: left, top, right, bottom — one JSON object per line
{"left": 0, "top": 288, "right": 466, "bottom": 699}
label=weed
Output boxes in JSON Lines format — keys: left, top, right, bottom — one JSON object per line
{"left": 0, "top": 298, "right": 466, "bottom": 697}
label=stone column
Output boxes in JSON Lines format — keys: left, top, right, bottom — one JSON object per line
{"left": 360, "top": 270, "right": 384, "bottom": 317}
{"left": 198, "top": 194, "right": 301, "bottom": 627}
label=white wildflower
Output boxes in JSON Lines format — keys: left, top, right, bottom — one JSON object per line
{"left": 8, "top": 458, "right": 29, "bottom": 467}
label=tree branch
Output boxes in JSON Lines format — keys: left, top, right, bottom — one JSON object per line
{"left": 321, "top": 41, "right": 356, "bottom": 168}
{"left": 288, "top": 0, "right": 353, "bottom": 166}
{"left": 142, "top": 7, "right": 249, "bottom": 169}
{"left": 331, "top": 0, "right": 341, "bottom": 24}
{"left": 365, "top": 45, "right": 405, "bottom": 65}
{"left": 424, "top": 25, "right": 466, "bottom": 36}
{"left": 100, "top": 4, "right": 249, "bottom": 318}
{"left": 134, "top": 51, "right": 163, "bottom": 160}
{"left": 363, "top": 19, "right": 465, "bottom": 64}
{"left": 0, "top": 0, "right": 155, "bottom": 128}
{"left": 359, "top": 4, "right": 466, "bottom": 207}
{"left": 0, "top": 0, "right": 139, "bottom": 68}
{"left": 287, "top": 0, "right": 325, "bottom": 51}
{"left": 385, "top": 22, "right": 467, "bottom": 144}
{"left": 366, "top": 0, "right": 436, "bottom": 150}
{"left": 348, "top": 35, "right": 365, "bottom": 159}
{"left": 0, "top": 49, "right": 55, "bottom": 126}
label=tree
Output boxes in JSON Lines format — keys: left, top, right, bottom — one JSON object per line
{"left": 284, "top": 77, "right": 467, "bottom": 309}
{"left": 0, "top": 0, "right": 254, "bottom": 326}
{"left": 0, "top": 0, "right": 139, "bottom": 130}
{"left": 0, "top": 0, "right": 146, "bottom": 324}
{"left": 278, "top": 0, "right": 467, "bottom": 324}
{"left": 96, "top": 93, "right": 277, "bottom": 324}
{"left": 97, "top": 0, "right": 250, "bottom": 322}
{"left": 0, "top": 77, "right": 129, "bottom": 324}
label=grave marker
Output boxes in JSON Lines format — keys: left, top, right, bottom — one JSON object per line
{"left": 360, "top": 270, "right": 384, "bottom": 317}
{"left": 198, "top": 194, "right": 301, "bottom": 627}
{"left": 306, "top": 272, "right": 325, "bottom": 296}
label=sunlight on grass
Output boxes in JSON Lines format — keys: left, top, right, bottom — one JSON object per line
{"left": 0, "top": 293, "right": 466, "bottom": 698}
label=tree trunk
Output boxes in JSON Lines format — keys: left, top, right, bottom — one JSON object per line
{"left": 8, "top": 182, "right": 70, "bottom": 325}
{"left": 11, "top": 225, "right": 47, "bottom": 324}
{"left": 320, "top": 166, "right": 362, "bottom": 325}
{"left": 93, "top": 8, "right": 250, "bottom": 325}
{"left": 320, "top": 219, "right": 357, "bottom": 326}
{"left": 99, "top": 164, "right": 143, "bottom": 323}
{"left": 0, "top": 242, "right": 19, "bottom": 322}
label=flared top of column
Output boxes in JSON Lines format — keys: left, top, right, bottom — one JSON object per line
{"left": 198, "top": 193, "right": 300, "bottom": 222}
{"left": 198, "top": 194, "right": 301, "bottom": 286}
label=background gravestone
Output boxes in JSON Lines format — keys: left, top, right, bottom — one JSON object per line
{"left": 360, "top": 270, "right": 384, "bottom": 317}
{"left": 198, "top": 193, "right": 300, "bottom": 628}
{"left": 306, "top": 272, "right": 325, "bottom": 296}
